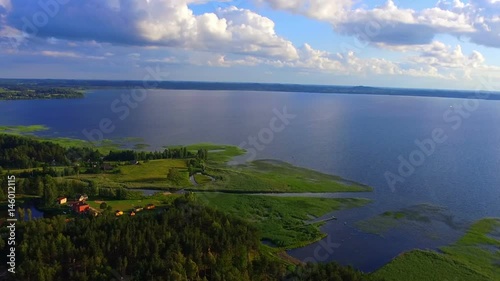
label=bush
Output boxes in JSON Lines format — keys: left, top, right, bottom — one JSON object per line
{"left": 167, "top": 168, "right": 185, "bottom": 185}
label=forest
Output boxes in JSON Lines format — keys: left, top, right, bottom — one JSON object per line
{"left": 0, "top": 195, "right": 379, "bottom": 281}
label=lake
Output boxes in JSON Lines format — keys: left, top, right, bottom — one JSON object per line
{"left": 1, "top": 89, "right": 499, "bottom": 271}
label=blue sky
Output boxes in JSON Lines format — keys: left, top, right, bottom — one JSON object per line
{"left": 1, "top": 0, "right": 500, "bottom": 90}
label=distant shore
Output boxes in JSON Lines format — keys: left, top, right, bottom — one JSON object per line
{"left": 1, "top": 78, "right": 499, "bottom": 100}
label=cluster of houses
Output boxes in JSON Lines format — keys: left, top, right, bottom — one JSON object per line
{"left": 56, "top": 194, "right": 91, "bottom": 214}
{"left": 115, "top": 203, "right": 155, "bottom": 217}
{"left": 55, "top": 194, "right": 156, "bottom": 217}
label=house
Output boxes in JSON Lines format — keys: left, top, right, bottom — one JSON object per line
{"left": 76, "top": 194, "right": 88, "bottom": 202}
{"left": 73, "top": 201, "right": 90, "bottom": 213}
{"left": 130, "top": 211, "right": 136, "bottom": 216}
{"left": 134, "top": 206, "right": 143, "bottom": 212}
{"left": 145, "top": 204, "right": 155, "bottom": 210}
{"left": 130, "top": 160, "right": 139, "bottom": 165}
{"left": 56, "top": 197, "right": 67, "bottom": 205}
{"left": 115, "top": 210, "right": 124, "bottom": 216}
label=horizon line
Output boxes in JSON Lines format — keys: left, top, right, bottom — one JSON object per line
{"left": 0, "top": 77, "right": 496, "bottom": 93}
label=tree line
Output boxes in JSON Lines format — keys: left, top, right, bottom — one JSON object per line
{"left": 0, "top": 134, "right": 208, "bottom": 170}
{"left": 104, "top": 147, "right": 196, "bottom": 162}
{"left": 0, "top": 134, "right": 71, "bottom": 169}
{"left": 0, "top": 175, "right": 141, "bottom": 206}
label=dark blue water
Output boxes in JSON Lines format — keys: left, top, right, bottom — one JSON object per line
{"left": 21, "top": 200, "right": 45, "bottom": 219}
{"left": 1, "top": 89, "right": 499, "bottom": 271}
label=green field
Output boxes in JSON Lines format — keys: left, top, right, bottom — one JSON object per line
{"left": 193, "top": 173, "right": 213, "bottom": 185}
{"left": 87, "top": 196, "right": 177, "bottom": 212}
{"left": 201, "top": 193, "right": 371, "bottom": 249}
{"left": 374, "top": 218, "right": 500, "bottom": 281}
{"left": 10, "top": 166, "right": 68, "bottom": 174}
{"left": 79, "top": 159, "right": 190, "bottom": 189}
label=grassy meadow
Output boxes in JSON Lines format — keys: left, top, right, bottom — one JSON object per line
{"left": 76, "top": 159, "right": 189, "bottom": 189}
{"left": 105, "top": 159, "right": 189, "bottom": 187}
{"left": 201, "top": 160, "right": 372, "bottom": 193}
{"left": 201, "top": 193, "right": 371, "bottom": 249}
{"left": 87, "top": 193, "right": 180, "bottom": 213}
{"left": 193, "top": 173, "right": 213, "bottom": 184}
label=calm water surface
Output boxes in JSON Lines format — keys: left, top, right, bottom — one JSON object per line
{"left": 1, "top": 89, "right": 499, "bottom": 271}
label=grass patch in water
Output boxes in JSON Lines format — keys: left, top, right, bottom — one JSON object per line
{"left": 202, "top": 160, "right": 372, "bottom": 193}
{"left": 374, "top": 218, "right": 500, "bottom": 281}
{"left": 357, "top": 204, "right": 457, "bottom": 236}
{"left": 0, "top": 124, "right": 49, "bottom": 134}
{"left": 200, "top": 193, "right": 371, "bottom": 249}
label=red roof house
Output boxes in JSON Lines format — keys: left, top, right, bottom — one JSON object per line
{"left": 72, "top": 201, "right": 90, "bottom": 213}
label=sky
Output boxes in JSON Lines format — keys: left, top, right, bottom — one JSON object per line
{"left": 1, "top": 0, "right": 500, "bottom": 90}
